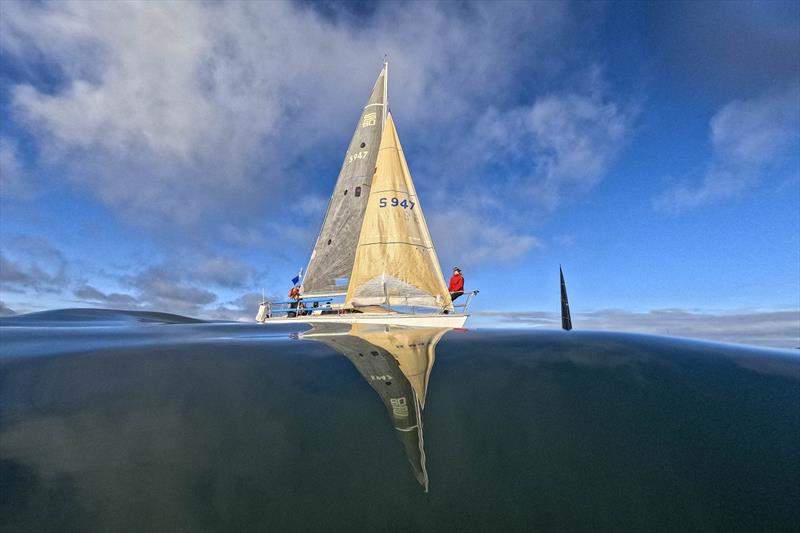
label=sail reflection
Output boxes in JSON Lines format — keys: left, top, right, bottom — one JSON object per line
{"left": 301, "top": 324, "right": 451, "bottom": 491}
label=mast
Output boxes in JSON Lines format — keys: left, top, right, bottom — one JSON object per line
{"left": 560, "top": 265, "right": 573, "bottom": 331}
{"left": 382, "top": 58, "right": 388, "bottom": 129}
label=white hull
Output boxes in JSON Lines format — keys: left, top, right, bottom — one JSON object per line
{"left": 258, "top": 313, "right": 468, "bottom": 328}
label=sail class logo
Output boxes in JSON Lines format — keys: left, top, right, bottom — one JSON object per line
{"left": 362, "top": 112, "right": 377, "bottom": 127}
{"left": 390, "top": 397, "right": 409, "bottom": 419}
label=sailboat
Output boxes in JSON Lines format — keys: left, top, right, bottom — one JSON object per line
{"left": 301, "top": 323, "right": 450, "bottom": 491}
{"left": 560, "top": 265, "right": 573, "bottom": 331}
{"left": 256, "top": 62, "right": 476, "bottom": 328}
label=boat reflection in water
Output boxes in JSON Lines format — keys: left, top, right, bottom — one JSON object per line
{"left": 301, "top": 323, "right": 450, "bottom": 491}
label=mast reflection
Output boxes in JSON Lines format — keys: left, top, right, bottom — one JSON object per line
{"left": 301, "top": 324, "right": 451, "bottom": 492}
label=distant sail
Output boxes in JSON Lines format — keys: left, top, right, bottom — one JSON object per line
{"left": 345, "top": 113, "right": 452, "bottom": 310}
{"left": 302, "top": 66, "right": 387, "bottom": 297}
{"left": 560, "top": 265, "right": 573, "bottom": 331}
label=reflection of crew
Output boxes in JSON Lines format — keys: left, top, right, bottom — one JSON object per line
{"left": 448, "top": 267, "right": 464, "bottom": 302}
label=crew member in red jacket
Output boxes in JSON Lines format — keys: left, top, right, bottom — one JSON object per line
{"left": 448, "top": 267, "right": 465, "bottom": 302}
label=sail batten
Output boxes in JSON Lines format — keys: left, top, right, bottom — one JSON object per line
{"left": 358, "top": 243, "right": 434, "bottom": 248}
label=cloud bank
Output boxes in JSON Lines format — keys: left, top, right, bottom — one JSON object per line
{"left": 477, "top": 308, "right": 800, "bottom": 349}
{"left": 2, "top": 1, "right": 792, "bottom": 332}
{"left": 469, "top": 73, "right": 635, "bottom": 207}
{"left": 656, "top": 84, "right": 800, "bottom": 212}
{"left": 1, "top": 1, "right": 630, "bottom": 250}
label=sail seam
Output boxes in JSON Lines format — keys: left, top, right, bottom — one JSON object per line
{"left": 370, "top": 189, "right": 418, "bottom": 195}
{"left": 357, "top": 242, "right": 434, "bottom": 248}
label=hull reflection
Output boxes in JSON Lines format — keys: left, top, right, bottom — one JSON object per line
{"left": 301, "top": 324, "right": 450, "bottom": 491}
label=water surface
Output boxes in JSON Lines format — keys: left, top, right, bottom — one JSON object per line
{"left": 1, "top": 310, "right": 798, "bottom": 532}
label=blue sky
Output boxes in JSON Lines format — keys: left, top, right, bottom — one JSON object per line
{"left": 1, "top": 1, "right": 798, "bottom": 346}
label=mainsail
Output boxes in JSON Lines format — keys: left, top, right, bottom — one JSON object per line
{"left": 345, "top": 113, "right": 452, "bottom": 310}
{"left": 302, "top": 65, "right": 388, "bottom": 297}
{"left": 560, "top": 265, "right": 573, "bottom": 331}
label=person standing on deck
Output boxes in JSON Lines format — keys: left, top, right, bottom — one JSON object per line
{"left": 288, "top": 286, "right": 301, "bottom": 318}
{"left": 449, "top": 267, "right": 465, "bottom": 302}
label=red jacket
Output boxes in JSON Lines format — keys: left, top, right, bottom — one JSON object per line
{"left": 448, "top": 273, "right": 464, "bottom": 292}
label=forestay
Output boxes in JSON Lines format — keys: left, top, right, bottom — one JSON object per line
{"left": 302, "top": 66, "right": 387, "bottom": 297}
{"left": 345, "top": 113, "right": 452, "bottom": 310}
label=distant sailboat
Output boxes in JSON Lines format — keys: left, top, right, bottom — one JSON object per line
{"left": 560, "top": 265, "right": 573, "bottom": 331}
{"left": 256, "top": 62, "right": 476, "bottom": 327}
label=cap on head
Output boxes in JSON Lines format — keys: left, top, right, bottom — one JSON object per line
{"left": 453, "top": 266, "right": 461, "bottom": 272}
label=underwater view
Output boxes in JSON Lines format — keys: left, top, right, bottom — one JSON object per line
{"left": 1, "top": 309, "right": 798, "bottom": 532}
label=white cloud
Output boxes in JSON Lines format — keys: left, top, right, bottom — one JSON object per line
{"left": 656, "top": 84, "right": 800, "bottom": 212}
{"left": 207, "top": 291, "right": 271, "bottom": 322}
{"left": 115, "top": 251, "right": 260, "bottom": 314}
{"left": 74, "top": 285, "right": 137, "bottom": 306}
{"left": 0, "top": 233, "right": 260, "bottom": 316}
{"left": 297, "top": 194, "right": 329, "bottom": 216}
{"left": 527, "top": 92, "right": 631, "bottom": 197}
{"left": 131, "top": 265, "right": 216, "bottom": 310}
{"left": 422, "top": 70, "right": 634, "bottom": 266}
{"left": 1, "top": 0, "right": 571, "bottom": 233}
{"left": 448, "top": 68, "right": 636, "bottom": 209}
{"left": 0, "top": 238, "right": 69, "bottom": 293}
{"left": 476, "top": 308, "right": 800, "bottom": 349}
{"left": 429, "top": 209, "right": 539, "bottom": 268}
{"left": 189, "top": 254, "right": 257, "bottom": 289}
{"left": 0, "top": 137, "right": 30, "bottom": 199}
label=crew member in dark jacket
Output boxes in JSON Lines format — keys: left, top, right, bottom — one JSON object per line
{"left": 288, "top": 286, "right": 301, "bottom": 318}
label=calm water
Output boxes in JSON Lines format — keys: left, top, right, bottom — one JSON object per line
{"left": 1, "top": 309, "right": 798, "bottom": 532}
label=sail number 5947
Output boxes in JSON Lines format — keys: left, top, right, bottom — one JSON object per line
{"left": 379, "top": 197, "right": 415, "bottom": 209}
